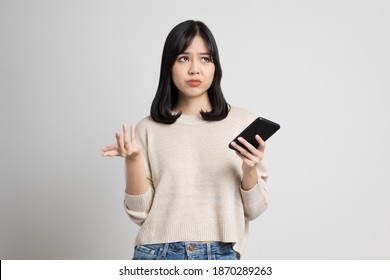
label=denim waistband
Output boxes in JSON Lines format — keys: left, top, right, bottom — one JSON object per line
{"left": 167, "top": 242, "right": 231, "bottom": 252}
{"left": 161, "top": 242, "right": 233, "bottom": 258}
{"left": 133, "top": 241, "right": 237, "bottom": 260}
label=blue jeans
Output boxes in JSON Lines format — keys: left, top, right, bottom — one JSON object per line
{"left": 132, "top": 242, "right": 238, "bottom": 260}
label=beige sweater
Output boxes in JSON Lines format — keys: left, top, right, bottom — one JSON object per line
{"left": 124, "top": 106, "right": 268, "bottom": 257}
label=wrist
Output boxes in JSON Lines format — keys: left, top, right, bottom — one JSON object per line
{"left": 241, "top": 167, "right": 258, "bottom": 190}
{"left": 125, "top": 153, "right": 142, "bottom": 162}
{"left": 242, "top": 165, "right": 257, "bottom": 176}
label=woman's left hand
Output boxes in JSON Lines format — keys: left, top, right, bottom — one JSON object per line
{"left": 231, "top": 135, "right": 265, "bottom": 168}
{"left": 230, "top": 135, "right": 265, "bottom": 189}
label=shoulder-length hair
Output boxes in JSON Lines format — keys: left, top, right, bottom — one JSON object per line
{"left": 150, "top": 20, "right": 230, "bottom": 124}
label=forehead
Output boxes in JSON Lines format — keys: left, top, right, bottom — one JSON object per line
{"left": 182, "top": 35, "right": 209, "bottom": 52}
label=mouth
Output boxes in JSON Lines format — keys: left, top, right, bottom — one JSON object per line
{"left": 187, "top": 80, "right": 202, "bottom": 87}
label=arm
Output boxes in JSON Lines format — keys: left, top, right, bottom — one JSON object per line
{"left": 125, "top": 154, "right": 148, "bottom": 195}
{"left": 102, "top": 124, "right": 153, "bottom": 225}
{"left": 102, "top": 124, "right": 148, "bottom": 195}
{"left": 230, "top": 135, "right": 265, "bottom": 190}
{"left": 230, "top": 135, "right": 268, "bottom": 220}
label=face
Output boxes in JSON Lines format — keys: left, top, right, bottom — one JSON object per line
{"left": 171, "top": 35, "right": 215, "bottom": 101}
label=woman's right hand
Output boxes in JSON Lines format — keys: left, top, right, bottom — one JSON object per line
{"left": 101, "top": 124, "right": 142, "bottom": 159}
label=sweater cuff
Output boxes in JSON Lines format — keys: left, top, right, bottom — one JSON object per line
{"left": 124, "top": 186, "right": 154, "bottom": 212}
{"left": 241, "top": 183, "right": 263, "bottom": 203}
{"left": 240, "top": 181, "right": 268, "bottom": 220}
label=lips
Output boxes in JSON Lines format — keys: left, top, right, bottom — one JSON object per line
{"left": 187, "top": 80, "right": 201, "bottom": 87}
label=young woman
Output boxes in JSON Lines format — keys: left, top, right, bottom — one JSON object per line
{"left": 102, "top": 20, "right": 268, "bottom": 260}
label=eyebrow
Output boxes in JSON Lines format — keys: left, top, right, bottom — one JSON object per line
{"left": 178, "top": 51, "right": 211, "bottom": 56}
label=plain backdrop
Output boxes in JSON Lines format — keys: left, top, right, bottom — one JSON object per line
{"left": 1, "top": 0, "right": 389, "bottom": 260}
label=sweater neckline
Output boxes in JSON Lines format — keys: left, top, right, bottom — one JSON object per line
{"left": 175, "top": 113, "right": 208, "bottom": 125}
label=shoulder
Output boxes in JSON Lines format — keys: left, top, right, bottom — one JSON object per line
{"left": 134, "top": 116, "right": 152, "bottom": 136}
{"left": 135, "top": 115, "right": 154, "bottom": 130}
{"left": 227, "top": 105, "right": 257, "bottom": 125}
{"left": 135, "top": 115, "right": 169, "bottom": 136}
{"left": 134, "top": 116, "right": 160, "bottom": 145}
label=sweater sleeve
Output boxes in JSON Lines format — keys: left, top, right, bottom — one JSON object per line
{"left": 124, "top": 186, "right": 154, "bottom": 226}
{"left": 240, "top": 160, "right": 268, "bottom": 221}
{"left": 123, "top": 118, "right": 155, "bottom": 226}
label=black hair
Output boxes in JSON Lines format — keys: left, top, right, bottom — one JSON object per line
{"left": 150, "top": 20, "right": 230, "bottom": 124}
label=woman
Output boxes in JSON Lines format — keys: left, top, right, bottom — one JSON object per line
{"left": 102, "top": 20, "right": 268, "bottom": 260}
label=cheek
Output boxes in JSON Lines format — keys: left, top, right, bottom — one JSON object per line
{"left": 171, "top": 67, "right": 181, "bottom": 86}
{"left": 206, "top": 66, "right": 216, "bottom": 83}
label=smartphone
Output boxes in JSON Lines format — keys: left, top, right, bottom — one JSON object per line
{"left": 228, "top": 117, "right": 280, "bottom": 152}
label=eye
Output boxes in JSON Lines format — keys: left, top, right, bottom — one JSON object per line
{"left": 201, "top": 57, "right": 210, "bottom": 62}
{"left": 178, "top": 56, "right": 189, "bottom": 62}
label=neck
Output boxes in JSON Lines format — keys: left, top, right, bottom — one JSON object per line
{"left": 175, "top": 95, "right": 212, "bottom": 115}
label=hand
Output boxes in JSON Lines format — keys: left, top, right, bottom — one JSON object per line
{"left": 230, "top": 135, "right": 265, "bottom": 170}
{"left": 101, "top": 124, "right": 142, "bottom": 159}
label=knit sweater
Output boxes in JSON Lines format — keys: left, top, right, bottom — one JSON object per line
{"left": 124, "top": 106, "right": 268, "bottom": 257}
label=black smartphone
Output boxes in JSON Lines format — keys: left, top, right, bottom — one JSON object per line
{"left": 229, "top": 117, "right": 280, "bottom": 152}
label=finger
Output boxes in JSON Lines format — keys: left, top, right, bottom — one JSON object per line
{"left": 102, "top": 143, "right": 118, "bottom": 152}
{"left": 102, "top": 149, "right": 119, "bottom": 157}
{"left": 237, "top": 137, "right": 259, "bottom": 155}
{"left": 116, "top": 132, "right": 124, "bottom": 149}
{"left": 123, "top": 124, "right": 129, "bottom": 146}
{"left": 235, "top": 150, "right": 253, "bottom": 165}
{"left": 131, "top": 125, "right": 136, "bottom": 143}
{"left": 238, "top": 136, "right": 264, "bottom": 160}
{"left": 235, "top": 138, "right": 259, "bottom": 161}
{"left": 231, "top": 141, "right": 248, "bottom": 156}
{"left": 255, "top": 135, "right": 266, "bottom": 151}
{"left": 231, "top": 141, "right": 256, "bottom": 163}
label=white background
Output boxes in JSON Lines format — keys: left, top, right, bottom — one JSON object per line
{"left": 1, "top": 0, "right": 389, "bottom": 259}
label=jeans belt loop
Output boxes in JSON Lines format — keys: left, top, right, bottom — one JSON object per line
{"left": 207, "top": 242, "right": 212, "bottom": 260}
{"left": 161, "top": 243, "right": 169, "bottom": 257}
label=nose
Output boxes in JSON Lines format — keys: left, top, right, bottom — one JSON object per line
{"left": 188, "top": 61, "right": 200, "bottom": 75}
